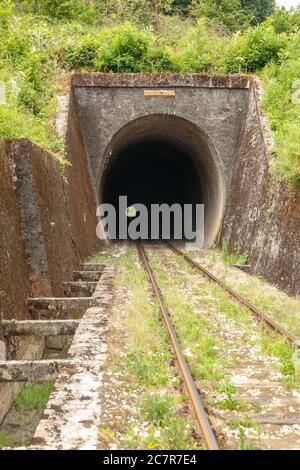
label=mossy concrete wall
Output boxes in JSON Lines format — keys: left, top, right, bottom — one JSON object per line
{"left": 221, "top": 82, "right": 300, "bottom": 296}
{"left": 0, "top": 137, "right": 100, "bottom": 422}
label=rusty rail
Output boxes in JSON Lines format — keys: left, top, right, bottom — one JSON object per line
{"left": 168, "top": 243, "right": 299, "bottom": 347}
{"left": 137, "top": 242, "right": 219, "bottom": 451}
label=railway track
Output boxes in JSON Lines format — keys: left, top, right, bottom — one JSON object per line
{"left": 137, "top": 242, "right": 219, "bottom": 450}
{"left": 168, "top": 243, "right": 300, "bottom": 348}
{"left": 137, "top": 242, "right": 300, "bottom": 450}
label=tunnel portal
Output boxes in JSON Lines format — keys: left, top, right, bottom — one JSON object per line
{"left": 100, "top": 114, "right": 224, "bottom": 246}
{"left": 72, "top": 73, "right": 250, "bottom": 247}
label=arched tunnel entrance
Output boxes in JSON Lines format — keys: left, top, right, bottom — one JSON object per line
{"left": 99, "top": 115, "right": 224, "bottom": 247}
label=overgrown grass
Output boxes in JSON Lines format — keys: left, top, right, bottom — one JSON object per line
{"left": 0, "top": 430, "right": 16, "bottom": 449}
{"left": 148, "top": 248, "right": 300, "bottom": 448}
{"left": 14, "top": 381, "right": 53, "bottom": 412}
{"left": 0, "top": 381, "right": 53, "bottom": 448}
{"left": 261, "top": 30, "right": 300, "bottom": 186}
{"left": 192, "top": 249, "right": 300, "bottom": 340}
{"left": 221, "top": 240, "right": 249, "bottom": 266}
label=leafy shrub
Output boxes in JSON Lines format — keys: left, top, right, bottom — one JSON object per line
{"left": 271, "top": 6, "right": 300, "bottom": 34}
{"left": 95, "top": 24, "right": 150, "bottom": 73}
{"left": 142, "top": 46, "right": 176, "bottom": 72}
{"left": 224, "top": 20, "right": 287, "bottom": 72}
{"left": 173, "top": 19, "right": 224, "bottom": 73}
{"left": 18, "top": 82, "right": 43, "bottom": 115}
{"left": 139, "top": 394, "right": 174, "bottom": 426}
{"left": 63, "top": 36, "right": 101, "bottom": 69}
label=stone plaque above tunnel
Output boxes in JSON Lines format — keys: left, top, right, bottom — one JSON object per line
{"left": 70, "top": 73, "right": 251, "bottom": 246}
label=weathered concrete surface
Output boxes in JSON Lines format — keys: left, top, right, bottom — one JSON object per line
{"left": 81, "top": 263, "right": 105, "bottom": 272}
{"left": 56, "top": 94, "right": 70, "bottom": 139}
{"left": 2, "top": 320, "right": 79, "bottom": 338}
{"left": 31, "top": 266, "right": 114, "bottom": 450}
{"left": 0, "top": 342, "right": 6, "bottom": 361}
{"left": 73, "top": 271, "right": 102, "bottom": 282}
{"left": 72, "top": 73, "right": 249, "bottom": 193}
{"left": 0, "top": 337, "right": 44, "bottom": 422}
{"left": 28, "top": 297, "right": 91, "bottom": 312}
{"left": 63, "top": 282, "right": 97, "bottom": 297}
{"left": 0, "top": 359, "right": 72, "bottom": 382}
{"left": 72, "top": 72, "right": 250, "bottom": 89}
{"left": 65, "top": 86, "right": 101, "bottom": 259}
{"left": 0, "top": 141, "right": 29, "bottom": 330}
{"left": 221, "top": 81, "right": 300, "bottom": 295}
{"left": 9, "top": 139, "right": 80, "bottom": 297}
{"left": 0, "top": 140, "right": 45, "bottom": 422}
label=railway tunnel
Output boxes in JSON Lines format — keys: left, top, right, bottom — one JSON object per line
{"left": 99, "top": 115, "right": 224, "bottom": 245}
{"left": 71, "top": 73, "right": 251, "bottom": 247}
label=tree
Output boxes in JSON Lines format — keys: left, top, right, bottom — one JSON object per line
{"left": 121, "top": 0, "right": 173, "bottom": 30}
{"left": 190, "top": 0, "right": 252, "bottom": 33}
{"left": 172, "top": 0, "right": 193, "bottom": 16}
{"left": 16, "top": 0, "right": 96, "bottom": 22}
{"left": 241, "top": 0, "right": 275, "bottom": 23}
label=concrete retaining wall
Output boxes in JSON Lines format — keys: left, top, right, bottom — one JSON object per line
{"left": 0, "top": 137, "right": 100, "bottom": 422}
{"left": 65, "top": 87, "right": 101, "bottom": 259}
{"left": 0, "top": 141, "right": 29, "bottom": 330}
{"left": 221, "top": 81, "right": 300, "bottom": 296}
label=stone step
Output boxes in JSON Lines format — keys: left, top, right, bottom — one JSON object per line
{"left": 63, "top": 281, "right": 97, "bottom": 297}
{"left": 2, "top": 320, "right": 79, "bottom": 337}
{"left": 80, "top": 263, "right": 105, "bottom": 272}
{"left": 73, "top": 271, "right": 101, "bottom": 282}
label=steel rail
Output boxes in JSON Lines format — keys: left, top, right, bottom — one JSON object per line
{"left": 168, "top": 243, "right": 299, "bottom": 346}
{"left": 137, "top": 242, "right": 219, "bottom": 451}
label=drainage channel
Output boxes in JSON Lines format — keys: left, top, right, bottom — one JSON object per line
{"left": 0, "top": 263, "right": 114, "bottom": 450}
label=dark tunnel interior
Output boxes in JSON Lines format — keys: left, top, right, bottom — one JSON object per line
{"left": 99, "top": 115, "right": 224, "bottom": 246}
{"left": 102, "top": 140, "right": 203, "bottom": 240}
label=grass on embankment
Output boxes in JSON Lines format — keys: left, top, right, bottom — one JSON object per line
{"left": 193, "top": 248, "right": 300, "bottom": 342}
{"left": 165, "top": 250, "right": 300, "bottom": 391}
{"left": 149, "top": 248, "right": 300, "bottom": 449}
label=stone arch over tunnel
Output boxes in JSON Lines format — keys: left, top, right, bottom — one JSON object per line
{"left": 98, "top": 114, "right": 225, "bottom": 247}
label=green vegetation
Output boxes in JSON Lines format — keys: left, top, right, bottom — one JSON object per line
{"left": 0, "top": 381, "right": 53, "bottom": 448}
{"left": 0, "top": 1, "right": 299, "bottom": 183}
{"left": 14, "top": 381, "right": 53, "bottom": 413}
{"left": 221, "top": 240, "right": 249, "bottom": 266}
{"left": 0, "top": 430, "right": 16, "bottom": 449}
{"left": 194, "top": 248, "right": 300, "bottom": 339}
